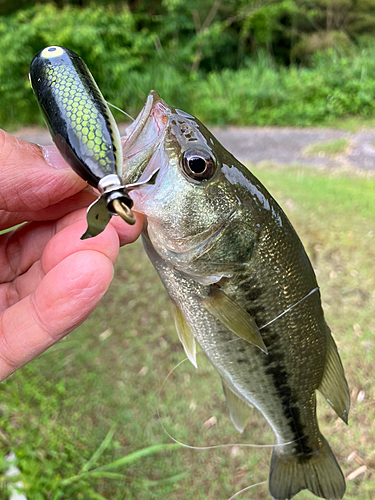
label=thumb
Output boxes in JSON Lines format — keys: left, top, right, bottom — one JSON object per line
{"left": 0, "top": 130, "right": 86, "bottom": 212}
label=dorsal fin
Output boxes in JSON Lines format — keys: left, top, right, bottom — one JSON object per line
{"left": 172, "top": 301, "right": 197, "bottom": 368}
{"left": 222, "top": 380, "right": 253, "bottom": 433}
{"left": 201, "top": 286, "right": 267, "bottom": 353}
{"left": 318, "top": 330, "right": 350, "bottom": 423}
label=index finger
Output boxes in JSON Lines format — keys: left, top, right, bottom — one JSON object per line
{"left": 0, "top": 130, "right": 86, "bottom": 213}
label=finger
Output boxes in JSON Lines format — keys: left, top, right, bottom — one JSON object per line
{"left": 0, "top": 190, "right": 95, "bottom": 231}
{"left": 0, "top": 208, "right": 93, "bottom": 283}
{"left": 0, "top": 261, "right": 44, "bottom": 313}
{"left": 0, "top": 251, "right": 114, "bottom": 380}
{"left": 0, "top": 130, "right": 86, "bottom": 212}
{"left": 0, "top": 222, "right": 55, "bottom": 283}
{"left": 0, "top": 212, "right": 122, "bottom": 308}
{"left": 108, "top": 211, "right": 144, "bottom": 246}
{"left": 42, "top": 217, "right": 121, "bottom": 274}
{"left": 52, "top": 208, "right": 144, "bottom": 246}
{"left": 0, "top": 205, "right": 143, "bottom": 283}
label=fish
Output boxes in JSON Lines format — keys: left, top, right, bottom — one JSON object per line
{"left": 121, "top": 91, "right": 350, "bottom": 500}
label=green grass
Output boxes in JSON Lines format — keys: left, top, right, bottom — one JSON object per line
{"left": 303, "top": 138, "right": 350, "bottom": 157}
{"left": 323, "top": 116, "right": 375, "bottom": 132}
{"left": 0, "top": 165, "right": 374, "bottom": 499}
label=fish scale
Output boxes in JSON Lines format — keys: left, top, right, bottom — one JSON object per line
{"left": 242, "top": 221, "right": 326, "bottom": 449}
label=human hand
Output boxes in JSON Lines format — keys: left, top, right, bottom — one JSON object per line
{"left": 0, "top": 130, "right": 143, "bottom": 381}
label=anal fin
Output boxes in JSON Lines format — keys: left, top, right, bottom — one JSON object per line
{"left": 172, "top": 301, "right": 197, "bottom": 368}
{"left": 202, "top": 286, "right": 267, "bottom": 353}
{"left": 222, "top": 380, "right": 253, "bottom": 433}
{"left": 318, "top": 330, "right": 350, "bottom": 424}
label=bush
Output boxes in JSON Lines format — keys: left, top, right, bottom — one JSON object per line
{"left": 0, "top": 4, "right": 157, "bottom": 127}
{"left": 1, "top": 4, "right": 375, "bottom": 129}
{"left": 190, "top": 48, "right": 375, "bottom": 126}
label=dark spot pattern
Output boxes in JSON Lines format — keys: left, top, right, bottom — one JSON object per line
{"left": 263, "top": 327, "right": 313, "bottom": 457}
{"left": 240, "top": 275, "right": 313, "bottom": 458}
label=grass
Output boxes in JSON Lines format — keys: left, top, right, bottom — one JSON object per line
{"left": 323, "top": 116, "right": 375, "bottom": 132}
{"left": 0, "top": 164, "right": 374, "bottom": 499}
{"left": 303, "top": 138, "right": 350, "bottom": 157}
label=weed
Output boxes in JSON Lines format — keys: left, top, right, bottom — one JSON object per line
{"left": 303, "top": 138, "right": 350, "bottom": 157}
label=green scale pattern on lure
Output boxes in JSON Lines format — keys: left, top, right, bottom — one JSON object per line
{"left": 30, "top": 46, "right": 135, "bottom": 238}
{"left": 41, "top": 60, "right": 116, "bottom": 175}
{"left": 30, "top": 46, "right": 122, "bottom": 185}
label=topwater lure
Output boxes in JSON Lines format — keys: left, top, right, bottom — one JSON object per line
{"left": 29, "top": 45, "right": 135, "bottom": 239}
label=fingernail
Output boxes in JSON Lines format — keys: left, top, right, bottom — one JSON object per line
{"left": 42, "top": 145, "right": 70, "bottom": 169}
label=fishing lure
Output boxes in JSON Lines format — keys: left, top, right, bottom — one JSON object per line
{"left": 29, "top": 45, "right": 135, "bottom": 239}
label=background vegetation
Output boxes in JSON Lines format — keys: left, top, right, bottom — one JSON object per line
{"left": 0, "top": 165, "right": 373, "bottom": 499}
{"left": 0, "top": 0, "right": 375, "bottom": 128}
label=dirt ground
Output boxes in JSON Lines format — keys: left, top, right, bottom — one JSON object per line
{"left": 14, "top": 124, "right": 375, "bottom": 171}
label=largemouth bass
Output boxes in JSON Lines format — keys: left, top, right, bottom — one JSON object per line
{"left": 121, "top": 91, "right": 350, "bottom": 500}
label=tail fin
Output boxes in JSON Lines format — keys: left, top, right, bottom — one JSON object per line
{"left": 269, "top": 436, "right": 345, "bottom": 500}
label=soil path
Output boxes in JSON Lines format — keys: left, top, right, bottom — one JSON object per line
{"left": 14, "top": 124, "right": 375, "bottom": 171}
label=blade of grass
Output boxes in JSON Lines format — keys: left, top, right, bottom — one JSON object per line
{"left": 87, "top": 472, "right": 127, "bottom": 480}
{"left": 91, "top": 443, "right": 181, "bottom": 472}
{"left": 141, "top": 472, "right": 188, "bottom": 486}
{"left": 85, "top": 490, "right": 109, "bottom": 500}
{"left": 81, "top": 422, "right": 117, "bottom": 473}
{"left": 60, "top": 471, "right": 127, "bottom": 486}
{"left": 61, "top": 470, "right": 186, "bottom": 488}
{"left": 61, "top": 443, "right": 181, "bottom": 487}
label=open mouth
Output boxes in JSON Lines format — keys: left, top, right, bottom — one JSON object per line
{"left": 122, "top": 90, "right": 170, "bottom": 156}
{"left": 121, "top": 90, "right": 170, "bottom": 186}
{"left": 122, "top": 92, "right": 154, "bottom": 150}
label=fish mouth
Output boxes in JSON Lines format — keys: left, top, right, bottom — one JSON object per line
{"left": 121, "top": 90, "right": 170, "bottom": 186}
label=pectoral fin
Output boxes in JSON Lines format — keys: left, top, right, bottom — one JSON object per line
{"left": 318, "top": 331, "right": 350, "bottom": 424}
{"left": 222, "top": 380, "right": 253, "bottom": 433}
{"left": 172, "top": 301, "right": 197, "bottom": 368}
{"left": 202, "top": 286, "right": 267, "bottom": 353}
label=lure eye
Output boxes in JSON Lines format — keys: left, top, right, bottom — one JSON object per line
{"left": 182, "top": 148, "right": 216, "bottom": 181}
{"left": 41, "top": 46, "right": 64, "bottom": 58}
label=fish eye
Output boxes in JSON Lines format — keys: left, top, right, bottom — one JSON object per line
{"left": 182, "top": 148, "right": 216, "bottom": 181}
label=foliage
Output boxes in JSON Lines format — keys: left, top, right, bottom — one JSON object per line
{"left": 190, "top": 48, "right": 375, "bottom": 126}
{"left": 0, "top": 164, "right": 374, "bottom": 498}
{"left": 1, "top": 3, "right": 375, "bottom": 128}
{"left": 0, "top": 4, "right": 157, "bottom": 126}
